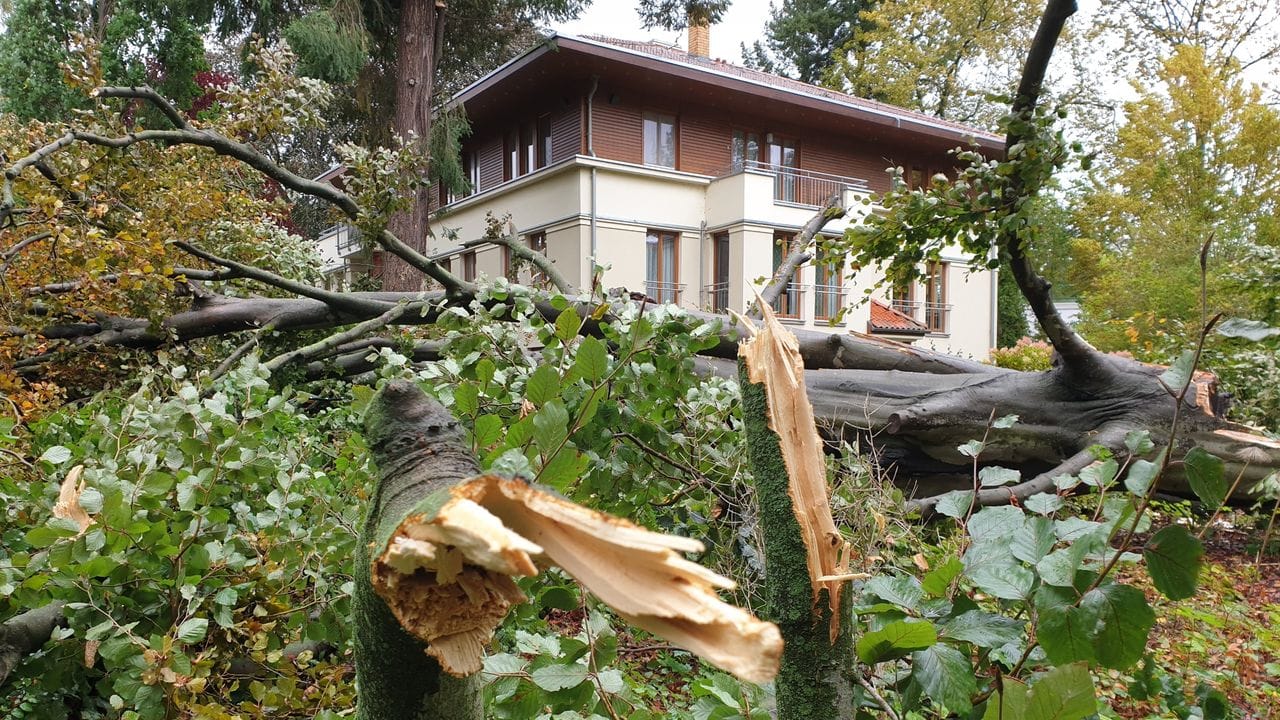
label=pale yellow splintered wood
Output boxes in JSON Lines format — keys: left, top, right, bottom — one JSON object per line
{"left": 52, "top": 465, "right": 93, "bottom": 535}
{"left": 374, "top": 475, "right": 782, "bottom": 684}
{"left": 738, "top": 300, "right": 851, "bottom": 642}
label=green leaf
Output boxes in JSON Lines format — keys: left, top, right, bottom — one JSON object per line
{"left": 980, "top": 466, "right": 1020, "bottom": 487}
{"left": 40, "top": 445, "right": 73, "bottom": 465}
{"left": 1024, "top": 492, "right": 1064, "bottom": 515}
{"left": 525, "top": 365, "right": 560, "bottom": 406}
{"left": 968, "top": 561, "right": 1035, "bottom": 600}
{"left": 1216, "top": 317, "right": 1280, "bottom": 341}
{"left": 539, "top": 586, "right": 579, "bottom": 611}
{"left": 911, "top": 644, "right": 977, "bottom": 713}
{"left": 472, "top": 414, "right": 504, "bottom": 449}
{"left": 482, "top": 652, "right": 527, "bottom": 678}
{"left": 968, "top": 506, "right": 1025, "bottom": 542}
{"left": 1025, "top": 663, "right": 1097, "bottom": 720}
{"left": 865, "top": 575, "right": 923, "bottom": 611}
{"left": 175, "top": 618, "right": 208, "bottom": 644}
{"left": 1159, "top": 350, "right": 1195, "bottom": 391}
{"left": 1011, "top": 516, "right": 1056, "bottom": 563}
{"left": 935, "top": 490, "right": 974, "bottom": 519}
{"left": 1143, "top": 525, "right": 1203, "bottom": 600}
{"left": 958, "top": 440, "right": 985, "bottom": 458}
{"left": 532, "top": 400, "right": 570, "bottom": 454}
{"left": 475, "top": 358, "right": 497, "bottom": 390}
{"left": 939, "top": 610, "right": 1024, "bottom": 648}
{"left": 855, "top": 620, "right": 937, "bottom": 664}
{"left": 537, "top": 449, "right": 586, "bottom": 491}
{"left": 922, "top": 556, "right": 964, "bottom": 597}
{"left": 1037, "top": 603, "right": 1098, "bottom": 665}
{"left": 993, "top": 414, "right": 1019, "bottom": 429}
{"left": 1183, "top": 447, "right": 1226, "bottom": 510}
{"left": 555, "top": 308, "right": 583, "bottom": 343}
{"left": 1079, "top": 459, "right": 1118, "bottom": 488}
{"left": 573, "top": 336, "right": 609, "bottom": 382}
{"left": 530, "top": 662, "right": 589, "bottom": 691}
{"left": 1080, "top": 583, "right": 1154, "bottom": 670}
{"left": 453, "top": 383, "right": 479, "bottom": 416}
{"left": 1124, "top": 458, "right": 1162, "bottom": 497}
{"left": 1124, "top": 430, "right": 1155, "bottom": 455}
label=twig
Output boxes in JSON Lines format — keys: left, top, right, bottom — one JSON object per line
{"left": 207, "top": 319, "right": 280, "bottom": 384}
{"left": 753, "top": 192, "right": 845, "bottom": 318}
{"left": 856, "top": 674, "right": 900, "bottom": 720}
{"left": 263, "top": 301, "right": 419, "bottom": 373}
{"left": 464, "top": 218, "right": 575, "bottom": 294}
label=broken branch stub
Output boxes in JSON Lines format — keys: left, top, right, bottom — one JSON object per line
{"left": 371, "top": 473, "right": 782, "bottom": 684}
{"left": 738, "top": 301, "right": 851, "bottom": 641}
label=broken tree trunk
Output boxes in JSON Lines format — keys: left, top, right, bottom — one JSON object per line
{"left": 356, "top": 381, "right": 781, "bottom": 719}
{"left": 739, "top": 306, "right": 857, "bottom": 719}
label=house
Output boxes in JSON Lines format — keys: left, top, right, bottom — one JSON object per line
{"left": 322, "top": 29, "right": 1005, "bottom": 357}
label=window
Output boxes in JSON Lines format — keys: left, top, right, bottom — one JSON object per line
{"left": 768, "top": 136, "right": 799, "bottom": 202}
{"left": 710, "top": 232, "right": 730, "bottom": 312}
{"left": 924, "top": 261, "right": 948, "bottom": 332}
{"left": 502, "top": 244, "right": 514, "bottom": 281}
{"left": 731, "top": 130, "right": 760, "bottom": 171}
{"left": 814, "top": 252, "right": 843, "bottom": 321}
{"left": 520, "top": 122, "right": 535, "bottom": 176}
{"left": 503, "top": 129, "right": 518, "bottom": 181}
{"left": 465, "top": 151, "right": 479, "bottom": 194}
{"left": 537, "top": 115, "right": 553, "bottom": 169}
{"left": 643, "top": 112, "right": 676, "bottom": 168}
{"left": 462, "top": 251, "right": 477, "bottom": 282}
{"left": 440, "top": 257, "right": 452, "bottom": 275}
{"left": 645, "top": 230, "right": 680, "bottom": 304}
{"left": 527, "top": 231, "right": 547, "bottom": 287}
{"left": 771, "top": 231, "right": 800, "bottom": 319}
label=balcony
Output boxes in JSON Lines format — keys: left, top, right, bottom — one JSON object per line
{"left": 702, "top": 281, "right": 731, "bottom": 313}
{"left": 771, "top": 283, "right": 808, "bottom": 321}
{"left": 643, "top": 280, "right": 685, "bottom": 306}
{"left": 720, "top": 162, "right": 870, "bottom": 208}
{"left": 813, "top": 283, "right": 845, "bottom": 322}
{"left": 889, "top": 300, "right": 953, "bottom": 334}
{"left": 319, "top": 224, "right": 363, "bottom": 258}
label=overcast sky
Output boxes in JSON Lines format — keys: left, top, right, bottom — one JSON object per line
{"left": 556, "top": 0, "right": 778, "bottom": 63}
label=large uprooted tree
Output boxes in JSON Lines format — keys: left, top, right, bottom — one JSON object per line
{"left": 4, "top": 0, "right": 1280, "bottom": 715}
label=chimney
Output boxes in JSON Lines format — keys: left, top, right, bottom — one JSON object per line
{"left": 687, "top": 15, "right": 710, "bottom": 57}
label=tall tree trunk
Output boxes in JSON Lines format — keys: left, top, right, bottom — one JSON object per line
{"left": 381, "top": 0, "right": 442, "bottom": 291}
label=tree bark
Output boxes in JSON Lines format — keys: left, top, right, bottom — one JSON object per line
{"left": 355, "top": 381, "right": 484, "bottom": 720}
{"left": 381, "top": 0, "right": 443, "bottom": 291}
{"left": 0, "top": 601, "right": 65, "bottom": 687}
{"left": 740, "top": 364, "right": 855, "bottom": 718}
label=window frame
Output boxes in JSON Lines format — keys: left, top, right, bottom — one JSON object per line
{"left": 924, "top": 261, "right": 948, "bottom": 333}
{"left": 771, "top": 231, "right": 801, "bottom": 319}
{"left": 813, "top": 250, "right": 843, "bottom": 322}
{"left": 462, "top": 251, "right": 477, "bottom": 282}
{"left": 643, "top": 111, "right": 678, "bottom": 169}
{"left": 645, "top": 229, "right": 680, "bottom": 304}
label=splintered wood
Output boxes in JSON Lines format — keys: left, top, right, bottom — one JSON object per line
{"left": 739, "top": 301, "right": 853, "bottom": 642}
{"left": 373, "top": 476, "right": 782, "bottom": 683}
{"left": 52, "top": 465, "right": 93, "bottom": 535}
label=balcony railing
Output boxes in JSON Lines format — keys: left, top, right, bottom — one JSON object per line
{"left": 813, "top": 283, "right": 845, "bottom": 321}
{"left": 890, "top": 300, "right": 953, "bottom": 334}
{"left": 702, "top": 281, "right": 731, "bottom": 313}
{"left": 771, "top": 283, "right": 807, "bottom": 320}
{"left": 643, "top": 280, "right": 686, "bottom": 306}
{"left": 319, "top": 224, "right": 363, "bottom": 258}
{"left": 721, "top": 161, "right": 870, "bottom": 208}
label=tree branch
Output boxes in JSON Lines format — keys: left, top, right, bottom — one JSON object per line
{"left": 463, "top": 218, "right": 575, "bottom": 294}
{"left": 0, "top": 601, "right": 65, "bottom": 686}
{"left": 264, "top": 301, "right": 419, "bottom": 373}
{"left": 754, "top": 192, "right": 845, "bottom": 317}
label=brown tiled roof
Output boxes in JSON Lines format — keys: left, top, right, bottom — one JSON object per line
{"left": 578, "top": 35, "right": 1001, "bottom": 142}
{"left": 868, "top": 299, "right": 929, "bottom": 335}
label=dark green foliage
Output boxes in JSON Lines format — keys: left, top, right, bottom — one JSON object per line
{"left": 635, "top": 0, "right": 732, "bottom": 30}
{"left": 285, "top": 10, "right": 369, "bottom": 84}
{"left": 0, "top": 0, "right": 89, "bottom": 120}
{"left": 741, "top": 0, "right": 875, "bottom": 83}
{"left": 997, "top": 261, "right": 1031, "bottom": 347}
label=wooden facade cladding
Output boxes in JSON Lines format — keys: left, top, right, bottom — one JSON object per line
{"left": 476, "top": 136, "right": 503, "bottom": 192}
{"left": 589, "top": 100, "right": 643, "bottom": 165}
{"left": 551, "top": 108, "right": 580, "bottom": 163}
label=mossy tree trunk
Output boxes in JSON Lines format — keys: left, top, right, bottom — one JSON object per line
{"left": 740, "top": 363, "right": 856, "bottom": 719}
{"left": 354, "top": 382, "right": 484, "bottom": 720}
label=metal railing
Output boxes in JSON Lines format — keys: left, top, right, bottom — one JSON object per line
{"left": 319, "top": 224, "right": 363, "bottom": 257}
{"left": 771, "top": 283, "right": 807, "bottom": 320}
{"left": 702, "top": 281, "right": 731, "bottom": 313}
{"left": 720, "top": 161, "right": 870, "bottom": 207}
{"left": 643, "top": 280, "right": 686, "bottom": 306}
{"left": 889, "top": 300, "right": 953, "bottom": 333}
{"left": 812, "top": 283, "right": 845, "bottom": 321}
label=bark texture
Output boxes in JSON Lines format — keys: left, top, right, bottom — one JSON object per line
{"left": 0, "top": 601, "right": 65, "bottom": 686}
{"left": 356, "top": 381, "right": 483, "bottom": 720}
{"left": 740, "top": 364, "right": 855, "bottom": 719}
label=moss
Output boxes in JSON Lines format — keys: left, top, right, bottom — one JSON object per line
{"left": 740, "top": 362, "right": 855, "bottom": 719}
{"left": 353, "top": 381, "right": 483, "bottom": 720}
